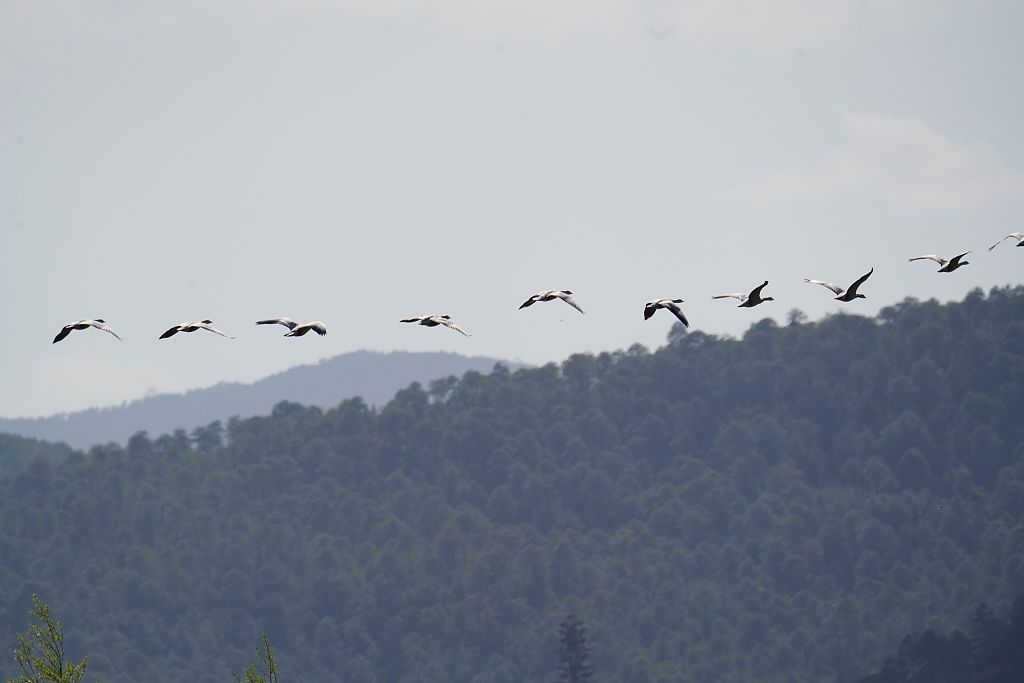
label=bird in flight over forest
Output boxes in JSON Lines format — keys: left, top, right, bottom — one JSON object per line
{"left": 519, "top": 290, "right": 585, "bottom": 315}
{"left": 52, "top": 319, "right": 123, "bottom": 344}
{"left": 399, "top": 315, "right": 470, "bottom": 337}
{"left": 713, "top": 281, "right": 774, "bottom": 308}
{"left": 909, "top": 252, "right": 971, "bottom": 273}
{"left": 159, "top": 320, "right": 235, "bottom": 340}
{"left": 989, "top": 232, "right": 1024, "bottom": 251}
{"left": 256, "top": 318, "right": 327, "bottom": 337}
{"left": 643, "top": 299, "right": 689, "bottom": 327}
{"left": 804, "top": 268, "right": 874, "bottom": 302}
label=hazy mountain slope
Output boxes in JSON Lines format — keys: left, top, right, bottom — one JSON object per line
{"left": 0, "top": 351, "right": 517, "bottom": 449}
{"left": 0, "top": 288, "right": 1022, "bottom": 683}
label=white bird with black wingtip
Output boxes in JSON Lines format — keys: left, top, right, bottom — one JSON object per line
{"left": 643, "top": 299, "right": 689, "bottom": 327}
{"left": 399, "top": 315, "right": 470, "bottom": 337}
{"left": 909, "top": 252, "right": 971, "bottom": 273}
{"left": 519, "top": 290, "right": 585, "bottom": 315}
{"left": 804, "top": 268, "right": 874, "bottom": 302}
{"left": 159, "top": 320, "right": 235, "bottom": 340}
{"left": 256, "top": 318, "right": 327, "bottom": 337}
{"left": 52, "top": 319, "right": 123, "bottom": 344}
{"left": 712, "top": 281, "right": 774, "bottom": 308}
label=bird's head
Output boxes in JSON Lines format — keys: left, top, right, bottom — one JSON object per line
{"left": 857, "top": 294, "right": 867, "bottom": 299}
{"left": 763, "top": 297, "right": 775, "bottom": 302}
{"left": 95, "top": 319, "right": 105, "bottom": 323}
{"left": 673, "top": 299, "right": 684, "bottom": 303}
{"left": 201, "top": 319, "right": 213, "bottom": 324}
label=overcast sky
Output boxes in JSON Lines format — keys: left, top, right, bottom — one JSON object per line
{"left": 2, "top": 0, "right": 1023, "bottom": 418}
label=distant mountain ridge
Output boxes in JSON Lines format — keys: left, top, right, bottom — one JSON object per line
{"left": 0, "top": 350, "right": 519, "bottom": 449}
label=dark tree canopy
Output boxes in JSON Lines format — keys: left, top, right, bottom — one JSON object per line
{"left": 556, "top": 616, "right": 594, "bottom": 683}
{"left": 857, "top": 593, "right": 1024, "bottom": 683}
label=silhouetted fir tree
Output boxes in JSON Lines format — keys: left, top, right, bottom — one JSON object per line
{"left": 555, "top": 615, "right": 593, "bottom": 683}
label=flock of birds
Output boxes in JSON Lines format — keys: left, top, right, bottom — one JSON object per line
{"left": 51, "top": 233, "right": 1024, "bottom": 345}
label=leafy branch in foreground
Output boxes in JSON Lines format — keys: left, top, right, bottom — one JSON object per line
{"left": 232, "top": 633, "right": 279, "bottom": 683}
{"left": 7, "top": 594, "right": 95, "bottom": 683}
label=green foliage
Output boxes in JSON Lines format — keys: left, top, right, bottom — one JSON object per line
{"left": 0, "top": 288, "right": 1023, "bottom": 683}
{"left": 7, "top": 595, "right": 93, "bottom": 683}
{"left": 231, "top": 634, "right": 278, "bottom": 683}
{"left": 0, "top": 434, "right": 73, "bottom": 480}
{"left": 556, "top": 616, "right": 594, "bottom": 683}
{"left": 856, "top": 593, "right": 1024, "bottom": 683}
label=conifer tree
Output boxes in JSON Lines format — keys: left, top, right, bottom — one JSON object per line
{"left": 555, "top": 615, "right": 594, "bottom": 683}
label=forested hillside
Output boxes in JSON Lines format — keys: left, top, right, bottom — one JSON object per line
{"left": 0, "top": 350, "right": 516, "bottom": 449}
{"left": 1, "top": 288, "right": 1023, "bottom": 683}
{"left": 856, "top": 594, "right": 1024, "bottom": 683}
{"left": 0, "top": 433, "right": 73, "bottom": 480}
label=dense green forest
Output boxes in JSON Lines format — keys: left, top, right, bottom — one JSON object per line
{"left": 856, "top": 593, "right": 1024, "bottom": 683}
{"left": 0, "top": 434, "right": 73, "bottom": 480}
{"left": 1, "top": 287, "right": 1023, "bottom": 683}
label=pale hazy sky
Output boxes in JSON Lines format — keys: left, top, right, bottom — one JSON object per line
{"left": 2, "top": 1, "right": 1023, "bottom": 418}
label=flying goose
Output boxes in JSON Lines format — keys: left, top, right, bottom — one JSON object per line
{"left": 285, "top": 321, "right": 327, "bottom": 337}
{"left": 909, "top": 252, "right": 970, "bottom": 273}
{"left": 257, "top": 318, "right": 326, "bottom": 337}
{"left": 399, "top": 315, "right": 470, "bottom": 337}
{"left": 804, "top": 268, "right": 873, "bottom": 302}
{"left": 988, "top": 233, "right": 1024, "bottom": 251}
{"left": 644, "top": 299, "right": 689, "bottom": 327}
{"left": 52, "top": 319, "right": 123, "bottom": 344}
{"left": 519, "top": 290, "right": 585, "bottom": 314}
{"left": 159, "top": 320, "right": 235, "bottom": 340}
{"left": 712, "top": 281, "right": 774, "bottom": 308}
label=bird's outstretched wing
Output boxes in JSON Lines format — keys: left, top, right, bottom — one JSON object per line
{"left": 52, "top": 325, "right": 73, "bottom": 344}
{"left": 804, "top": 279, "right": 844, "bottom": 296}
{"left": 846, "top": 268, "right": 874, "bottom": 296}
{"left": 198, "top": 322, "right": 235, "bottom": 339}
{"left": 558, "top": 292, "right": 585, "bottom": 314}
{"left": 91, "top": 321, "right": 123, "bottom": 341}
{"left": 749, "top": 281, "right": 769, "bottom": 299}
{"left": 713, "top": 293, "right": 746, "bottom": 301}
{"left": 948, "top": 251, "right": 971, "bottom": 267}
{"left": 257, "top": 317, "right": 298, "bottom": 330}
{"left": 989, "top": 233, "right": 1024, "bottom": 251}
{"left": 664, "top": 301, "right": 689, "bottom": 327}
{"left": 159, "top": 326, "right": 181, "bottom": 339}
{"left": 909, "top": 255, "right": 947, "bottom": 266}
{"left": 439, "top": 318, "right": 471, "bottom": 337}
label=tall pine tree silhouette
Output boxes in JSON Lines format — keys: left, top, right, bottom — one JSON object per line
{"left": 555, "top": 615, "right": 594, "bottom": 683}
